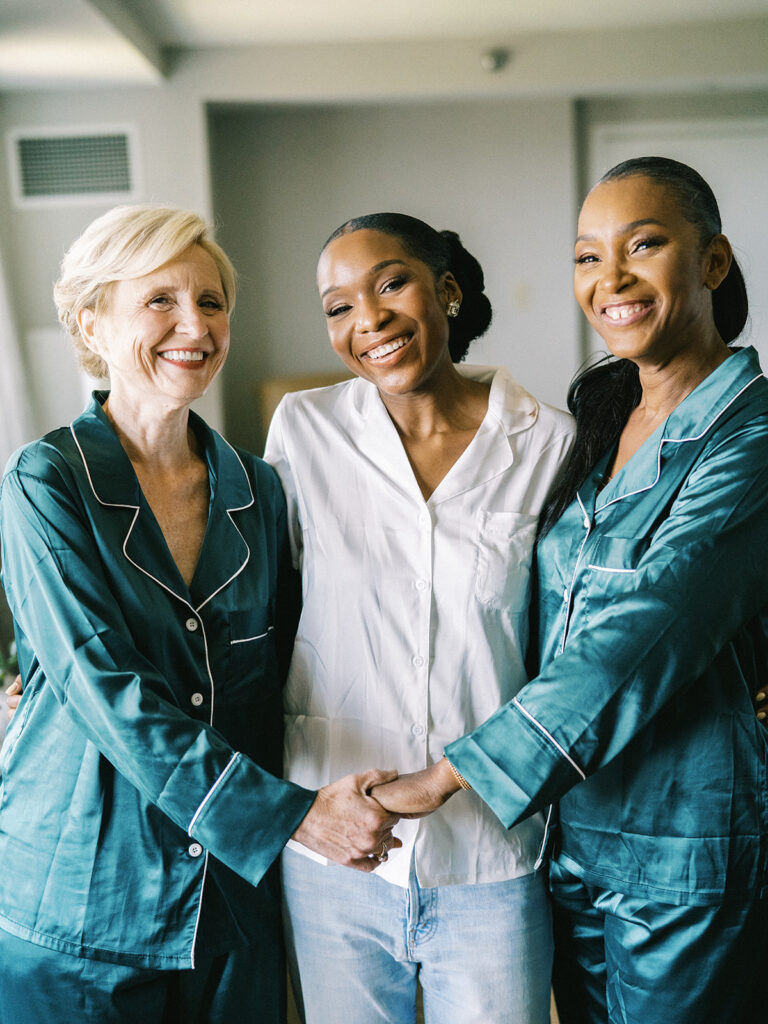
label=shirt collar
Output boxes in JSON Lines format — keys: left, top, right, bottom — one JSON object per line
{"left": 584, "top": 346, "right": 764, "bottom": 511}
{"left": 659, "top": 345, "right": 764, "bottom": 443}
{"left": 70, "top": 391, "right": 254, "bottom": 514}
{"left": 349, "top": 365, "right": 542, "bottom": 505}
{"left": 468, "top": 364, "right": 541, "bottom": 437}
{"left": 70, "top": 392, "right": 255, "bottom": 607}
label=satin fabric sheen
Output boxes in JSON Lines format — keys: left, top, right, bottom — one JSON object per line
{"left": 448, "top": 346, "right": 768, "bottom": 905}
{"left": 0, "top": 394, "right": 314, "bottom": 969}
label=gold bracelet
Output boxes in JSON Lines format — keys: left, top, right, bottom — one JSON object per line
{"left": 445, "top": 757, "right": 471, "bottom": 791}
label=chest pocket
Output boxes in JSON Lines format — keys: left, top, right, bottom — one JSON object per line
{"left": 581, "top": 534, "right": 653, "bottom": 620}
{"left": 585, "top": 535, "right": 650, "bottom": 575}
{"left": 225, "top": 607, "right": 278, "bottom": 701}
{"left": 474, "top": 510, "right": 538, "bottom": 613}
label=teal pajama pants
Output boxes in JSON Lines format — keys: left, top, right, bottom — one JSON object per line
{"left": 550, "top": 857, "right": 768, "bottom": 1024}
{"left": 0, "top": 926, "right": 284, "bottom": 1024}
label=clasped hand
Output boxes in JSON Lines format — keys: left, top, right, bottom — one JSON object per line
{"left": 291, "top": 769, "right": 404, "bottom": 872}
{"left": 291, "top": 760, "right": 462, "bottom": 873}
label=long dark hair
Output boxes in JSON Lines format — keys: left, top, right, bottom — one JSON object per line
{"left": 321, "top": 213, "right": 492, "bottom": 361}
{"left": 539, "top": 156, "right": 749, "bottom": 536}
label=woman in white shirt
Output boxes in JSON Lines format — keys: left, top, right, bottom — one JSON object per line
{"left": 265, "top": 213, "right": 574, "bottom": 1024}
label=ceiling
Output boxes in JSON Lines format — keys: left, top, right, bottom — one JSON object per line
{"left": 2, "top": 0, "right": 768, "bottom": 88}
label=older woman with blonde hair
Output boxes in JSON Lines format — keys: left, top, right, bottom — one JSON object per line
{"left": 0, "top": 205, "right": 398, "bottom": 1024}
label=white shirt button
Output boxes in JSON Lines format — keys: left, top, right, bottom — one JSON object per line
{"left": 188, "top": 842, "right": 203, "bottom": 858}
{"left": 563, "top": 587, "right": 569, "bottom": 602}
{"left": 411, "top": 723, "right": 425, "bottom": 737}
{"left": 185, "top": 617, "right": 199, "bottom": 632}
{"left": 412, "top": 654, "right": 425, "bottom": 668}
{"left": 191, "top": 693, "right": 204, "bottom": 707}
{"left": 583, "top": 516, "right": 590, "bottom": 529}
{"left": 419, "top": 512, "right": 429, "bottom": 527}
{"left": 415, "top": 579, "right": 429, "bottom": 591}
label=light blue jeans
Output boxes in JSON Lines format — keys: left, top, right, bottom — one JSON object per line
{"left": 281, "top": 848, "right": 553, "bottom": 1024}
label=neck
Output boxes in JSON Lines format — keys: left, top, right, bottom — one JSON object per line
{"left": 103, "top": 388, "right": 196, "bottom": 470}
{"left": 378, "top": 361, "right": 488, "bottom": 439}
{"left": 634, "top": 335, "right": 731, "bottom": 421}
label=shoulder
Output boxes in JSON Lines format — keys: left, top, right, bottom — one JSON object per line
{"left": 533, "top": 398, "right": 576, "bottom": 445}
{"left": 273, "top": 378, "right": 359, "bottom": 423}
{"left": 482, "top": 365, "right": 574, "bottom": 447}
{"left": 699, "top": 363, "right": 768, "bottom": 453}
{"left": 3, "top": 427, "right": 81, "bottom": 488}
{"left": 268, "top": 378, "right": 366, "bottom": 451}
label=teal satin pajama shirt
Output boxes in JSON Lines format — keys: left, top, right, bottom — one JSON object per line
{"left": 448, "top": 346, "right": 768, "bottom": 906}
{"left": 0, "top": 394, "right": 315, "bottom": 968}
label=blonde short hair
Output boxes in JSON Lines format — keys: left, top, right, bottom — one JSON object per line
{"left": 54, "top": 205, "right": 237, "bottom": 378}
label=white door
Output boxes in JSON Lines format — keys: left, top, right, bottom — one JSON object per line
{"left": 587, "top": 118, "right": 768, "bottom": 365}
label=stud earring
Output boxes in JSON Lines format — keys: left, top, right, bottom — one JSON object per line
{"left": 447, "top": 300, "right": 461, "bottom": 318}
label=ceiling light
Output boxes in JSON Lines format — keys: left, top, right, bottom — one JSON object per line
{"left": 480, "top": 48, "right": 511, "bottom": 73}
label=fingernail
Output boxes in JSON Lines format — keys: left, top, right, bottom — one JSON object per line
{"left": 758, "top": 711, "right": 766, "bottom": 721}
{"left": 756, "top": 692, "right": 766, "bottom": 702}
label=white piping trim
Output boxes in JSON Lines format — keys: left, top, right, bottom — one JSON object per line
{"left": 195, "top": 438, "right": 255, "bottom": 612}
{"left": 219, "top": 435, "right": 255, "bottom": 511}
{"left": 196, "top": 615, "right": 217, "bottom": 722}
{"left": 71, "top": 424, "right": 195, "bottom": 606}
{"left": 534, "top": 804, "right": 554, "bottom": 870}
{"left": 513, "top": 697, "right": 586, "bottom": 780}
{"left": 560, "top": 496, "right": 592, "bottom": 654}
{"left": 586, "top": 564, "right": 636, "bottom": 574}
{"left": 189, "top": 853, "right": 209, "bottom": 969}
{"left": 231, "top": 626, "right": 274, "bottom": 645}
{"left": 71, "top": 424, "right": 139, "bottom": 513}
{"left": 594, "top": 373, "right": 764, "bottom": 514}
{"left": 71, "top": 421, "right": 254, "bottom": 613}
{"left": 195, "top": 515, "right": 250, "bottom": 612}
{"left": 188, "top": 751, "right": 239, "bottom": 836}
{"left": 71, "top": 419, "right": 252, "bottom": 967}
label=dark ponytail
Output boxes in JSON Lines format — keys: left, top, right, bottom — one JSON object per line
{"left": 321, "top": 213, "right": 492, "bottom": 362}
{"left": 712, "top": 261, "right": 749, "bottom": 344}
{"left": 539, "top": 358, "right": 641, "bottom": 535}
{"left": 539, "top": 156, "right": 749, "bottom": 536}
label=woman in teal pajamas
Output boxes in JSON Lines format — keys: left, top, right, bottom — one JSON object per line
{"left": 0, "top": 206, "right": 399, "bottom": 1023}
{"left": 374, "top": 157, "right": 768, "bottom": 1022}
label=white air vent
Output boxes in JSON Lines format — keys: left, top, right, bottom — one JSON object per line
{"left": 8, "top": 126, "right": 139, "bottom": 207}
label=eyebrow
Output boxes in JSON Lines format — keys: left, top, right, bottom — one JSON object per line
{"left": 139, "top": 283, "right": 225, "bottom": 298}
{"left": 320, "top": 259, "right": 408, "bottom": 300}
{"left": 575, "top": 218, "right": 667, "bottom": 244}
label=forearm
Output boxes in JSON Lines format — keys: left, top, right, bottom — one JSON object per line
{"left": 370, "top": 757, "right": 462, "bottom": 817}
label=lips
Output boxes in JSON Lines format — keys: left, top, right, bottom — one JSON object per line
{"left": 599, "top": 301, "right": 654, "bottom": 325}
{"left": 159, "top": 350, "right": 207, "bottom": 363}
{"left": 363, "top": 335, "right": 410, "bottom": 361}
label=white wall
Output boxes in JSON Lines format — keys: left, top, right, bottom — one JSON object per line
{"left": 209, "top": 98, "right": 579, "bottom": 450}
{"left": 0, "top": 86, "right": 219, "bottom": 436}
{"left": 1, "top": 21, "right": 766, "bottom": 448}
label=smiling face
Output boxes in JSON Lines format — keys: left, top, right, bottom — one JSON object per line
{"left": 78, "top": 244, "right": 230, "bottom": 411}
{"left": 573, "top": 175, "right": 730, "bottom": 367}
{"left": 317, "top": 229, "right": 461, "bottom": 397}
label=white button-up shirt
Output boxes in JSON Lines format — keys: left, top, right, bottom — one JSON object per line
{"left": 265, "top": 366, "right": 574, "bottom": 887}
